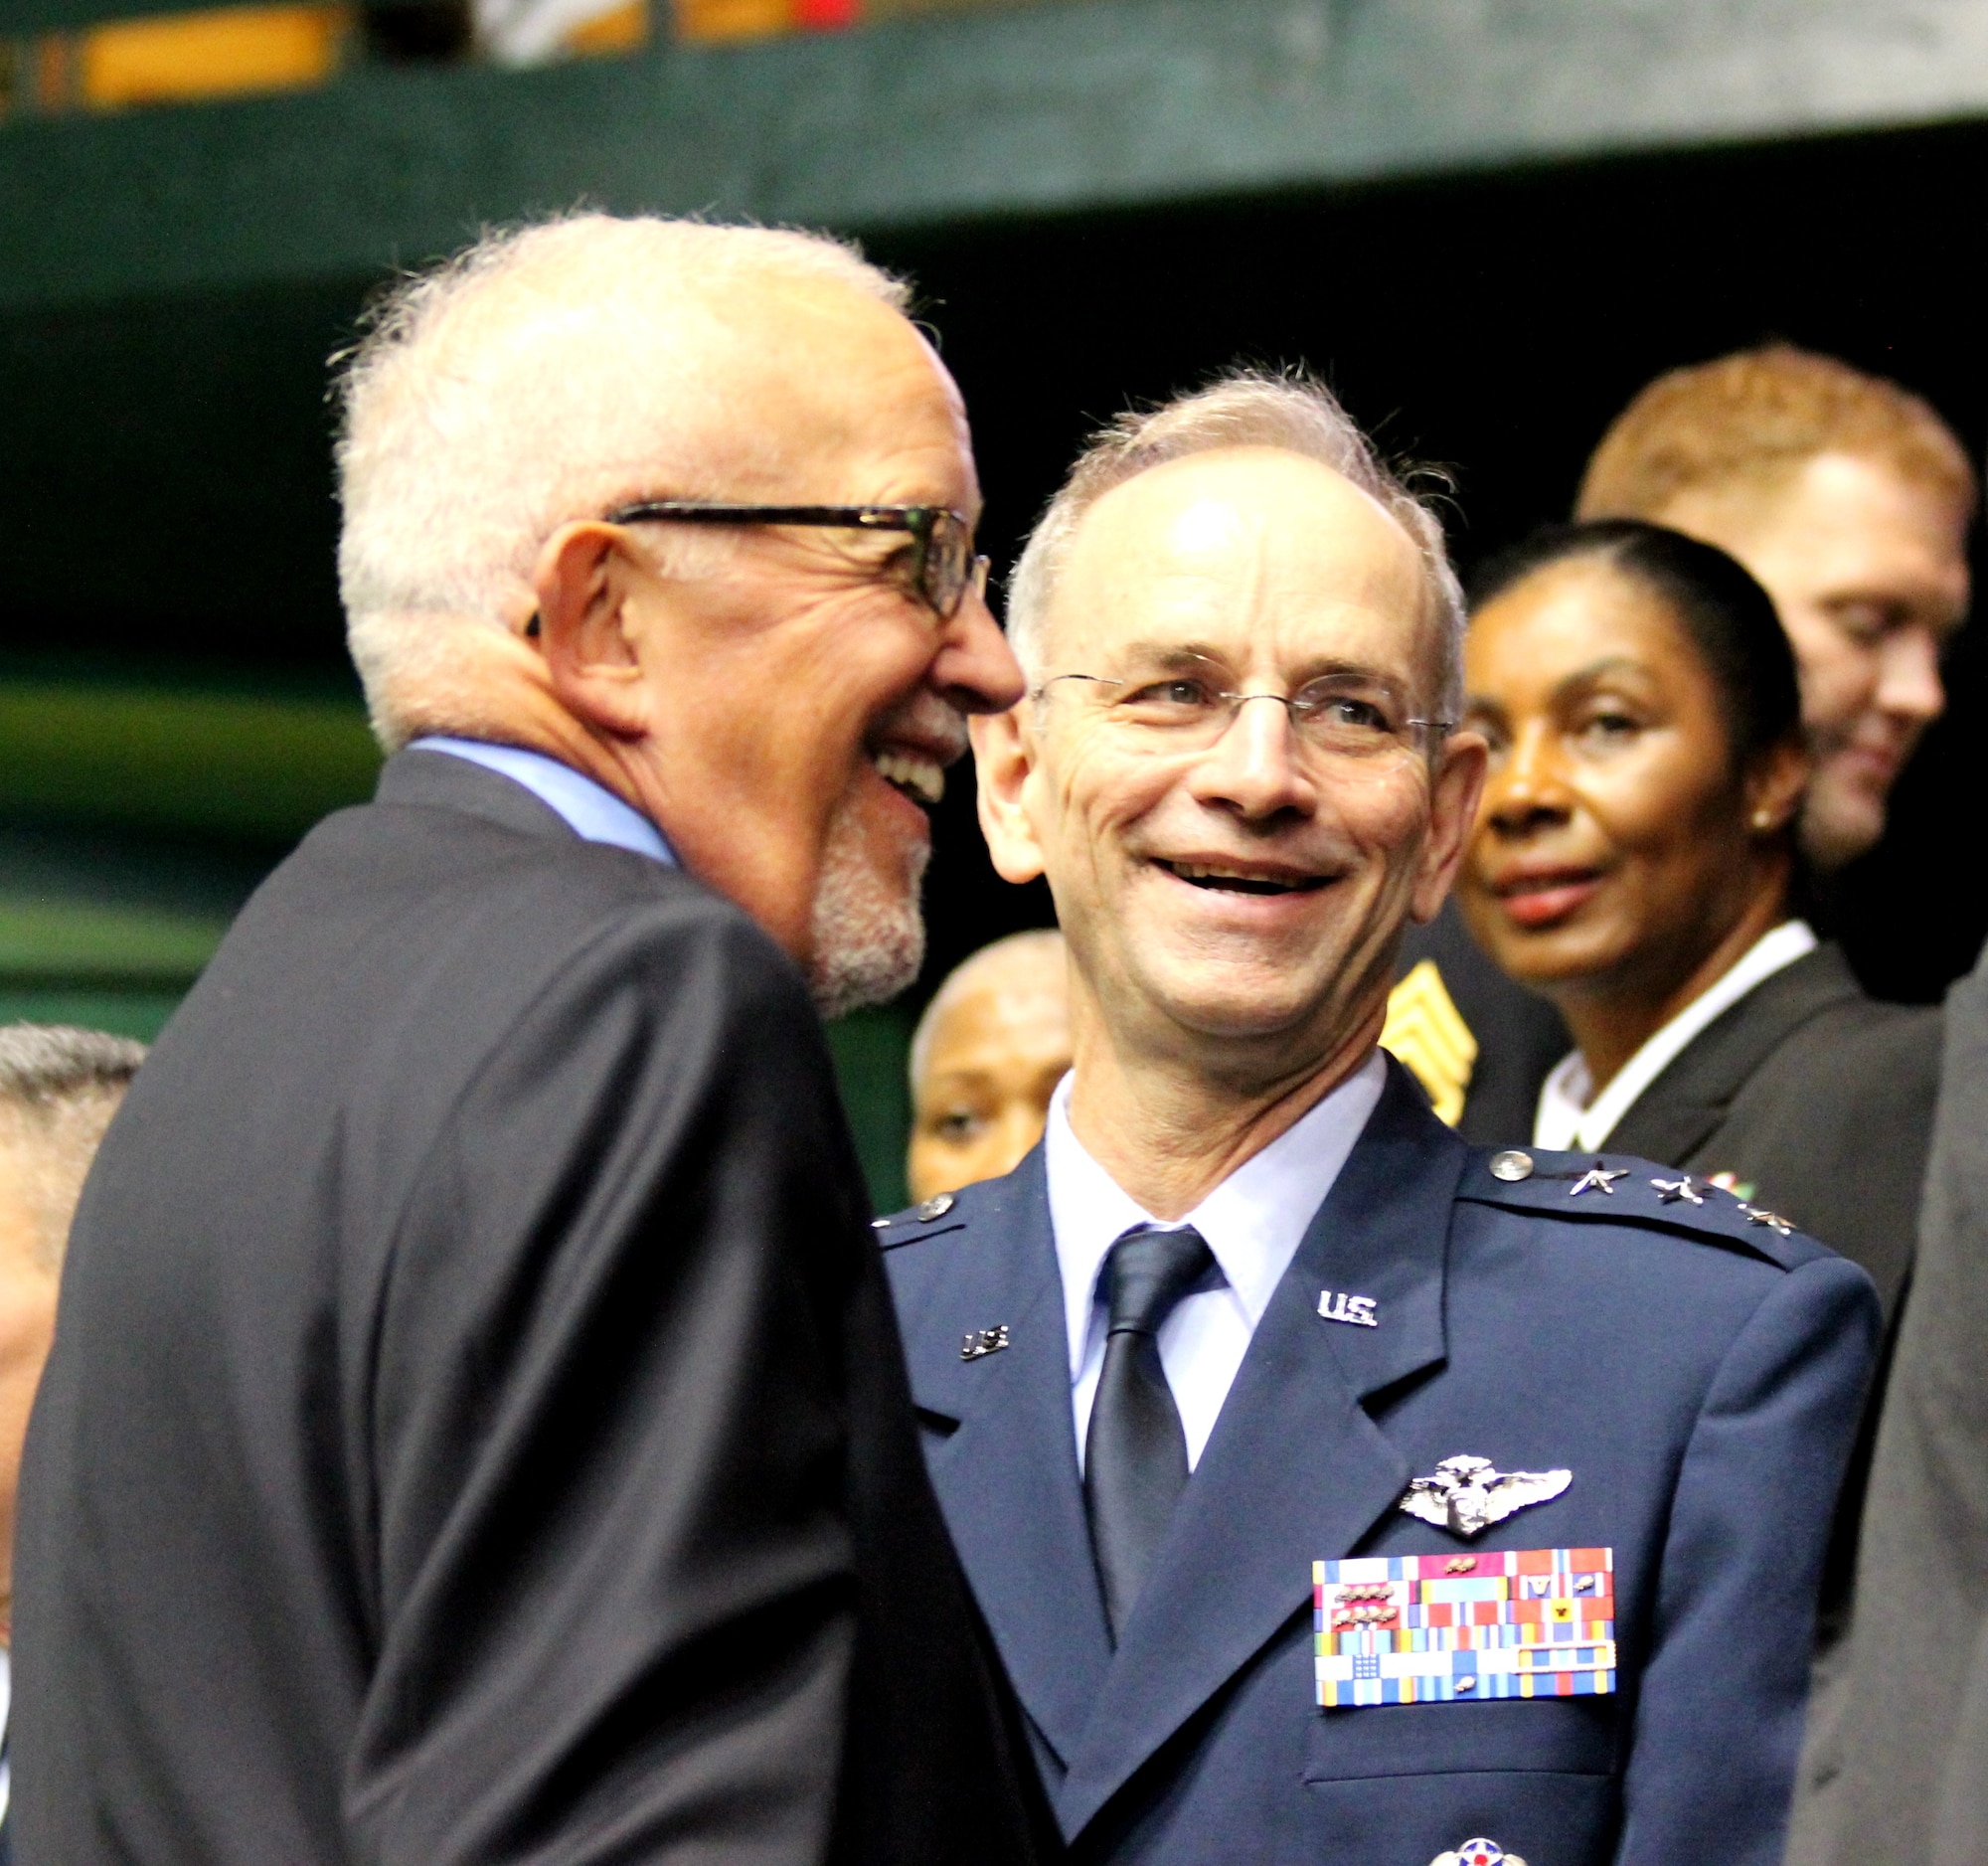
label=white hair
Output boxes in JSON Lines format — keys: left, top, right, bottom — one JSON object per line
{"left": 334, "top": 213, "right": 910, "bottom": 749}
{"left": 1004, "top": 370, "right": 1465, "bottom": 718}
{"left": 0, "top": 1023, "right": 146, "bottom": 1272}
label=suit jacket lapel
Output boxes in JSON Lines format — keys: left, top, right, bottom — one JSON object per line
{"left": 897, "top": 1151, "right": 1114, "bottom": 1770}
{"left": 1058, "top": 1064, "right": 1462, "bottom": 1838}
{"left": 1605, "top": 945, "right": 1862, "bottom": 1166}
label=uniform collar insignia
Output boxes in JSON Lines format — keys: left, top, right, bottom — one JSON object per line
{"left": 1399, "top": 1453, "right": 1573, "bottom": 1539}
{"left": 1431, "top": 1842, "right": 1527, "bottom": 1866}
{"left": 1569, "top": 1163, "right": 1629, "bottom": 1196}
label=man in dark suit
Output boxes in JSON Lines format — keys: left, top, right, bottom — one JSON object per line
{"left": 12, "top": 216, "right": 1056, "bottom": 1864}
{"left": 1783, "top": 938, "right": 1988, "bottom": 1865}
{"left": 885, "top": 371, "right": 1878, "bottom": 1865}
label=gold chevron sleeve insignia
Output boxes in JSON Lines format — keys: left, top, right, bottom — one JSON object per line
{"left": 1382, "top": 959, "right": 1479, "bottom": 1127}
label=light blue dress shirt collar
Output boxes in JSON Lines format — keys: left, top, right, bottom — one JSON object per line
{"left": 409, "top": 737, "right": 675, "bottom": 866}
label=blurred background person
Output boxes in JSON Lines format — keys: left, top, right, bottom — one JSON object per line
{"left": 1785, "top": 932, "right": 1988, "bottom": 1866}
{"left": 1454, "top": 519, "right": 1938, "bottom": 1316}
{"left": 1394, "top": 344, "right": 1974, "bottom": 1144}
{"left": 0, "top": 1024, "right": 144, "bottom": 1857}
{"left": 906, "top": 929, "right": 1070, "bottom": 1205}
{"left": 1577, "top": 344, "right": 1975, "bottom": 875}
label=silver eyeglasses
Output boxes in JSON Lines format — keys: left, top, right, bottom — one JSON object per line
{"left": 1034, "top": 653, "right": 1453, "bottom": 763}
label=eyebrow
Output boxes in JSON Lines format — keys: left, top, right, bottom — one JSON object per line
{"left": 1115, "top": 641, "right": 1408, "bottom": 688}
{"left": 1466, "top": 655, "right": 1652, "bottom": 712}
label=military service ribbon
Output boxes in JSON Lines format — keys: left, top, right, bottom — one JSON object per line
{"left": 1313, "top": 1547, "right": 1616, "bottom": 1708}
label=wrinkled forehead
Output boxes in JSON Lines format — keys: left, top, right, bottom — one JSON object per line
{"left": 1045, "top": 447, "right": 1433, "bottom": 686}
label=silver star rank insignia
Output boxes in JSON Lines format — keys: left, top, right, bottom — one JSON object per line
{"left": 1740, "top": 1204, "right": 1794, "bottom": 1235}
{"left": 1399, "top": 1453, "right": 1573, "bottom": 1539}
{"left": 1569, "top": 1163, "right": 1629, "bottom": 1197}
{"left": 1651, "top": 1177, "right": 1704, "bottom": 1205}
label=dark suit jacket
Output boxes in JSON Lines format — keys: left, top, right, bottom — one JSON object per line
{"left": 1783, "top": 939, "right": 1988, "bottom": 1866}
{"left": 1602, "top": 943, "right": 1938, "bottom": 1321}
{"left": 12, "top": 750, "right": 1055, "bottom": 1865}
{"left": 882, "top": 1064, "right": 1877, "bottom": 1866}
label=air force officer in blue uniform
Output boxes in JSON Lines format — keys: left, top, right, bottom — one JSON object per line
{"left": 879, "top": 374, "right": 1878, "bottom": 1866}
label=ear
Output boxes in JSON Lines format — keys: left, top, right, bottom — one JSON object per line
{"left": 972, "top": 705, "right": 1048, "bottom": 886}
{"left": 1743, "top": 731, "right": 1812, "bottom": 839}
{"left": 531, "top": 521, "right": 651, "bottom": 740}
{"left": 1409, "top": 729, "right": 1489, "bottom": 925}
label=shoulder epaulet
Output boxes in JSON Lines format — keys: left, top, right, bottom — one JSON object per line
{"left": 1456, "top": 1146, "right": 1828, "bottom": 1272}
{"left": 869, "top": 1190, "right": 970, "bottom": 1252}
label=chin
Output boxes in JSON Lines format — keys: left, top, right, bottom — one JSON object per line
{"left": 806, "top": 798, "right": 928, "bottom": 1020}
{"left": 1802, "top": 775, "right": 1887, "bottom": 874}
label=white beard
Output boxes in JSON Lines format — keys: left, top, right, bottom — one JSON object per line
{"left": 805, "top": 791, "right": 928, "bottom": 1020}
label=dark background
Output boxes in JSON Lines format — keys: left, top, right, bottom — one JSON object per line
{"left": 6, "top": 114, "right": 1985, "bottom": 1008}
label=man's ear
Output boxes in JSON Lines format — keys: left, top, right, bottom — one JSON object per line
{"left": 1409, "top": 730, "right": 1489, "bottom": 925}
{"left": 531, "top": 521, "right": 650, "bottom": 740}
{"left": 972, "top": 706, "right": 1048, "bottom": 886}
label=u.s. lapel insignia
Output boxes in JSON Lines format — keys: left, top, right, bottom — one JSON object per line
{"left": 1431, "top": 1842, "right": 1527, "bottom": 1866}
{"left": 1651, "top": 1176, "right": 1704, "bottom": 1204}
{"left": 1740, "top": 1204, "right": 1794, "bottom": 1235}
{"left": 1400, "top": 1454, "right": 1572, "bottom": 1538}
{"left": 1569, "top": 1162, "right": 1628, "bottom": 1197}
{"left": 1317, "top": 1289, "right": 1380, "bottom": 1327}
{"left": 959, "top": 1325, "right": 1009, "bottom": 1361}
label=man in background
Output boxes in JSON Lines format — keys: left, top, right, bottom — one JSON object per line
{"left": 907, "top": 931, "right": 1071, "bottom": 1205}
{"left": 15, "top": 216, "right": 1055, "bottom": 1865}
{"left": 0, "top": 1023, "right": 143, "bottom": 1862}
{"left": 1398, "top": 344, "right": 1975, "bottom": 1140}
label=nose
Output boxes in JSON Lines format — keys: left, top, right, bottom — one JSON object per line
{"left": 1480, "top": 721, "right": 1574, "bottom": 838}
{"left": 1873, "top": 623, "right": 1946, "bottom": 729}
{"left": 1187, "top": 694, "right": 1318, "bottom": 821}
{"left": 928, "top": 585, "right": 1025, "bottom": 715}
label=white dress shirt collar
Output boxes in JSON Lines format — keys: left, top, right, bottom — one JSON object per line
{"left": 1534, "top": 919, "right": 1818, "bottom": 1153}
{"left": 409, "top": 737, "right": 676, "bottom": 867}
{"left": 1044, "top": 1049, "right": 1387, "bottom": 1471}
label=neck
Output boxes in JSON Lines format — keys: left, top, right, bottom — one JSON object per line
{"left": 1554, "top": 880, "right": 1792, "bottom": 1095}
{"left": 1064, "top": 1003, "right": 1384, "bottom": 1220}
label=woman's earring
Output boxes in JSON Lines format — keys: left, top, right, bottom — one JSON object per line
{"left": 1752, "top": 809, "right": 1776, "bottom": 831}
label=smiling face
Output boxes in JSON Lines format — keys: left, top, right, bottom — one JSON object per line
{"left": 1455, "top": 555, "right": 1799, "bottom": 1003}
{"left": 975, "top": 446, "right": 1481, "bottom": 1087}
{"left": 1657, "top": 451, "right": 1970, "bottom": 871}
{"left": 596, "top": 283, "right": 1021, "bottom": 1009}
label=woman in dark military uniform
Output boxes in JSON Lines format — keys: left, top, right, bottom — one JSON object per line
{"left": 1452, "top": 519, "right": 1938, "bottom": 1320}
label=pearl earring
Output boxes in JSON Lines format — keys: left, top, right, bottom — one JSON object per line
{"left": 1752, "top": 810, "right": 1775, "bottom": 831}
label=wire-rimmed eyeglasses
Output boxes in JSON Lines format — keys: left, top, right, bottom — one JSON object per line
{"left": 1033, "top": 656, "right": 1453, "bottom": 763}
{"left": 606, "top": 501, "right": 990, "bottom": 620}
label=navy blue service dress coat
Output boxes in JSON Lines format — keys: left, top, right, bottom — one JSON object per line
{"left": 881, "top": 1061, "right": 1877, "bottom": 1866}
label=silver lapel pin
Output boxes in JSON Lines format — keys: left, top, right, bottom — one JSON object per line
{"left": 959, "top": 1325, "right": 1009, "bottom": 1361}
{"left": 1317, "top": 1289, "right": 1379, "bottom": 1328}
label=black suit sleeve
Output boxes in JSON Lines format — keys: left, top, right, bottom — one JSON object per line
{"left": 347, "top": 901, "right": 865, "bottom": 1864}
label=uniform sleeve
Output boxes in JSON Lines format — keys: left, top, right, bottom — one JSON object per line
{"left": 1617, "top": 1253, "right": 1879, "bottom": 1866}
{"left": 345, "top": 901, "right": 866, "bottom": 1866}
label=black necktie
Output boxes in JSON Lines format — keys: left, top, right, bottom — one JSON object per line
{"left": 1084, "top": 1225, "right": 1215, "bottom": 1642}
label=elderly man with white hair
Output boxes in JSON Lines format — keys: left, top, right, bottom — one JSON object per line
{"left": 876, "top": 372, "right": 1876, "bottom": 1866}
{"left": 12, "top": 216, "right": 1056, "bottom": 1866}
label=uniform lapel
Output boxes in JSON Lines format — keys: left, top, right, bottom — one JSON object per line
{"left": 896, "top": 1151, "right": 1114, "bottom": 1770}
{"left": 1057, "top": 1065, "right": 1463, "bottom": 1839}
{"left": 1606, "top": 945, "right": 1860, "bottom": 1166}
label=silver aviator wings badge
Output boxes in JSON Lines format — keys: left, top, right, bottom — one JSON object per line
{"left": 1400, "top": 1454, "right": 1572, "bottom": 1539}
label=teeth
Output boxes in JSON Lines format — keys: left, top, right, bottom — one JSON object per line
{"left": 873, "top": 749, "right": 945, "bottom": 805}
{"left": 1174, "top": 862, "right": 1291, "bottom": 884}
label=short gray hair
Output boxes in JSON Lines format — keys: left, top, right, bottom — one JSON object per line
{"left": 0, "top": 1024, "right": 146, "bottom": 1272}
{"left": 1005, "top": 370, "right": 1465, "bottom": 717}
{"left": 335, "top": 214, "right": 911, "bottom": 750}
